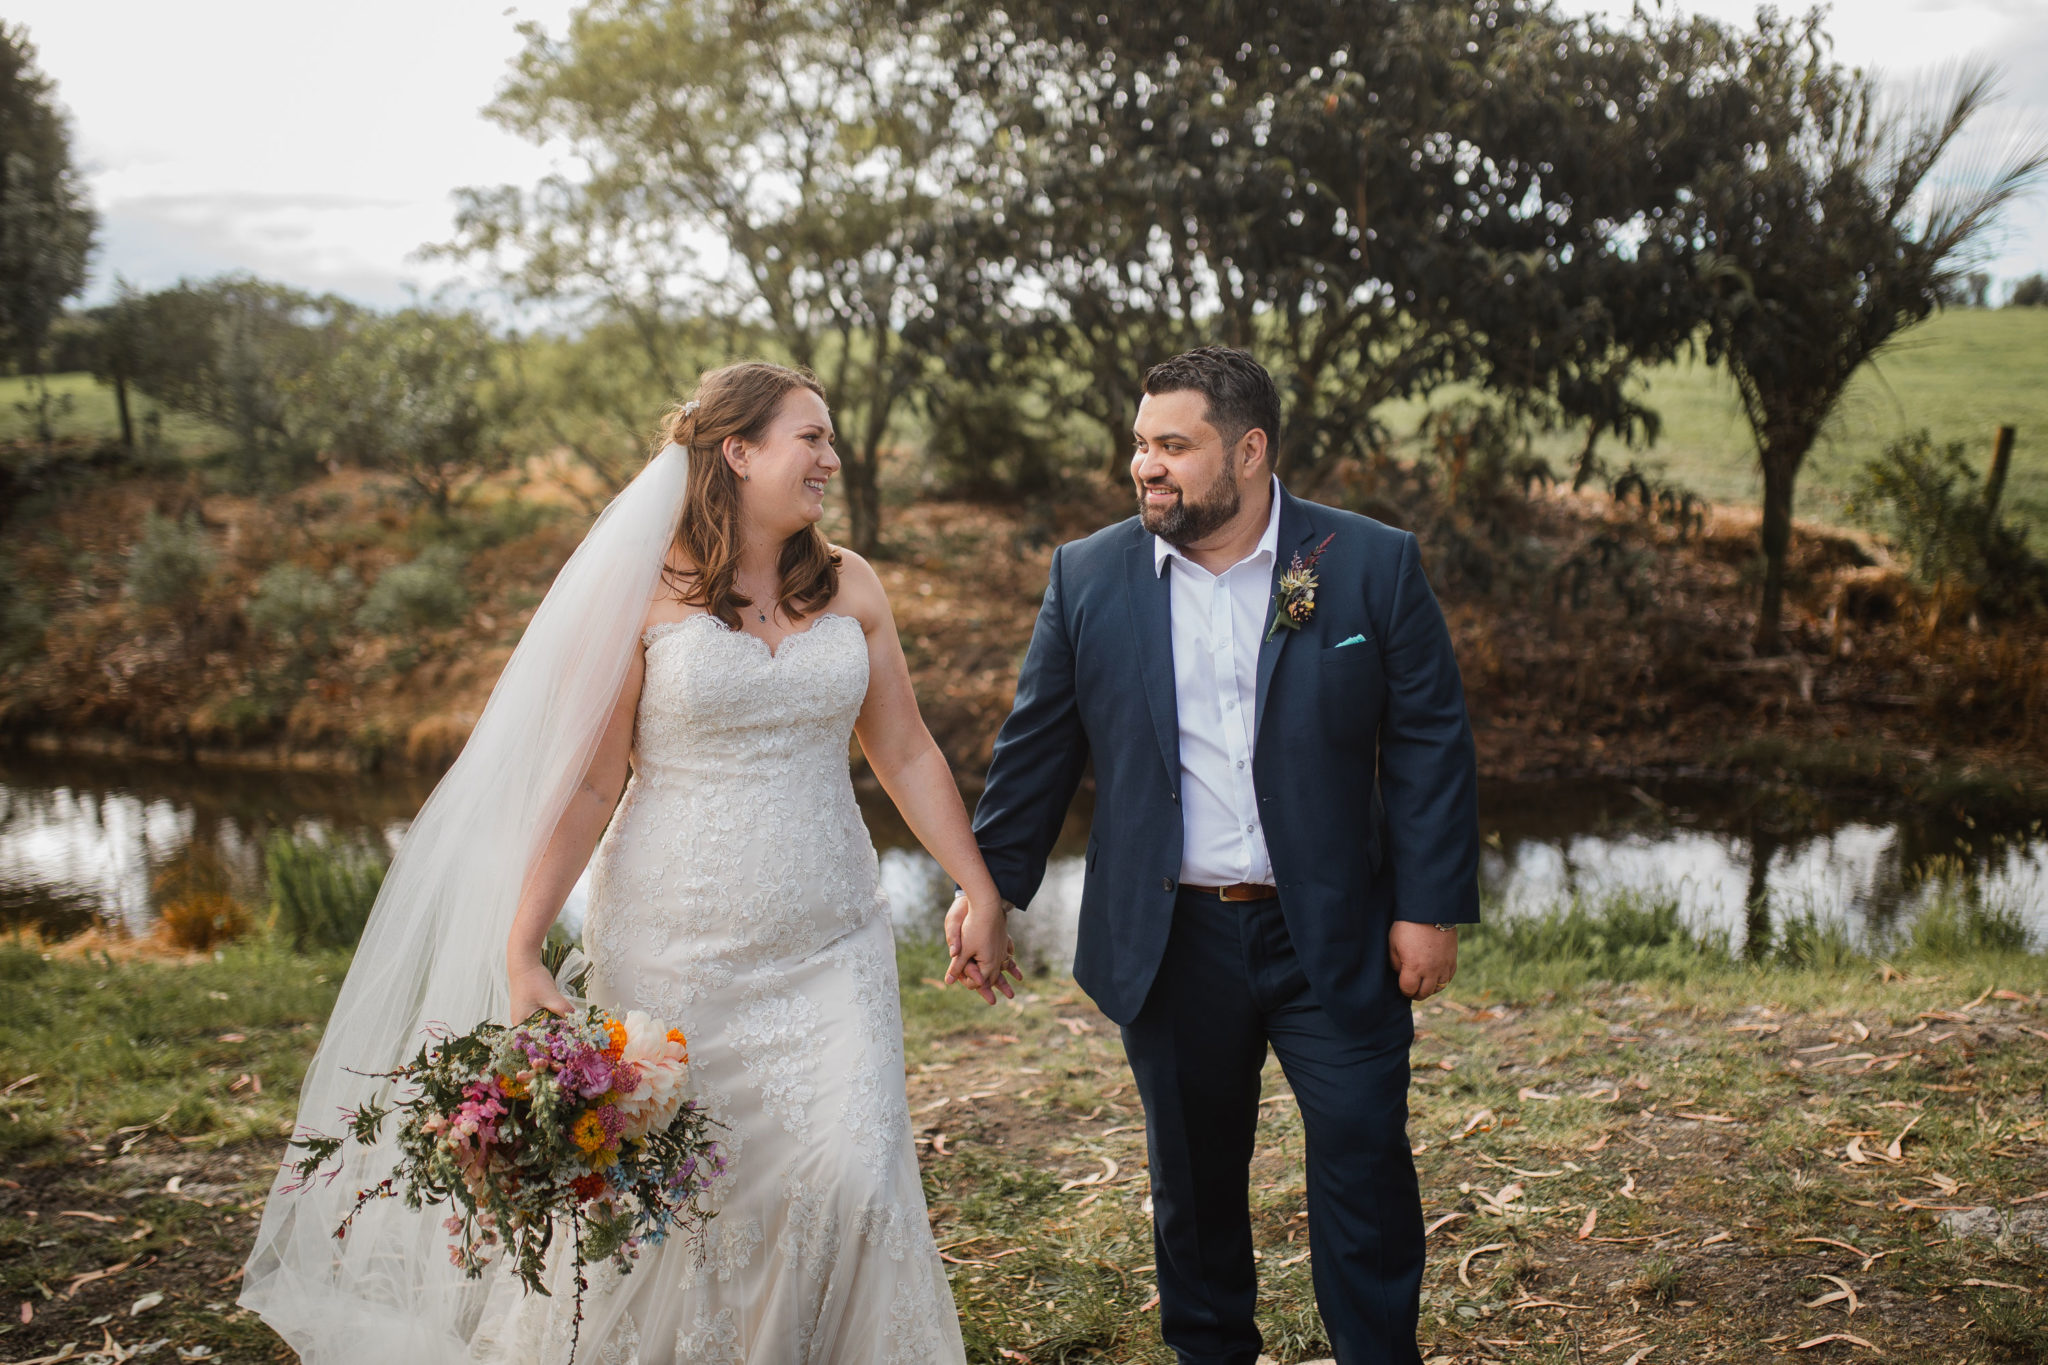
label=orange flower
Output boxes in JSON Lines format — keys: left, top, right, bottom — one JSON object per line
{"left": 667, "top": 1028, "right": 689, "bottom": 1062}
{"left": 604, "top": 1018, "right": 627, "bottom": 1058}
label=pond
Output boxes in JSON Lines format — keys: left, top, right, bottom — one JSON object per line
{"left": 2, "top": 749, "right": 2042, "bottom": 969}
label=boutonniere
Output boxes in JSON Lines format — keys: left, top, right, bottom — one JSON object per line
{"left": 1266, "top": 533, "right": 1336, "bottom": 641}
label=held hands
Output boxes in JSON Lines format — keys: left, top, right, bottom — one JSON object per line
{"left": 943, "top": 893, "right": 1024, "bottom": 1005}
{"left": 509, "top": 958, "right": 573, "bottom": 1024}
{"left": 1388, "top": 920, "right": 1458, "bottom": 1001}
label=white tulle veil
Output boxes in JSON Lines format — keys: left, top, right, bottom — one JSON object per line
{"left": 238, "top": 443, "right": 691, "bottom": 1363}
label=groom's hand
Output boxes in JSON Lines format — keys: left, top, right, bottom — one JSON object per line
{"left": 944, "top": 893, "right": 1022, "bottom": 1004}
{"left": 1389, "top": 921, "right": 1458, "bottom": 1001}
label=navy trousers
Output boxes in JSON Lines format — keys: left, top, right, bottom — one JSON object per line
{"left": 1121, "top": 888, "right": 1424, "bottom": 1365}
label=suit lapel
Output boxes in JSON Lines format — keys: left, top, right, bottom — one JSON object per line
{"left": 1254, "top": 487, "right": 1318, "bottom": 739}
{"left": 1124, "top": 538, "right": 1181, "bottom": 790}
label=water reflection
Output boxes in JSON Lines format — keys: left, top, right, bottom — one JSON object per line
{"left": 1, "top": 753, "right": 2040, "bottom": 964}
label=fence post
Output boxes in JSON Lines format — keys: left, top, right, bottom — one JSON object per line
{"left": 1985, "top": 424, "right": 2015, "bottom": 517}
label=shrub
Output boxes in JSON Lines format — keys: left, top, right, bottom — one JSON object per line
{"left": 0, "top": 553, "right": 49, "bottom": 669}
{"left": 265, "top": 830, "right": 388, "bottom": 951}
{"left": 355, "top": 546, "right": 470, "bottom": 634}
{"left": 158, "top": 892, "right": 252, "bottom": 952}
{"left": 246, "top": 562, "right": 357, "bottom": 652}
{"left": 2009, "top": 272, "right": 2048, "bottom": 308}
{"left": 125, "top": 511, "right": 215, "bottom": 609}
{"left": 150, "top": 846, "right": 252, "bottom": 951}
{"left": 1846, "top": 430, "right": 2048, "bottom": 618}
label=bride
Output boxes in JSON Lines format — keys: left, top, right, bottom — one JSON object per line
{"left": 241, "top": 362, "right": 1018, "bottom": 1363}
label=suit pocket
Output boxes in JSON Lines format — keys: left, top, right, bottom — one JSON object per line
{"left": 1319, "top": 647, "right": 1379, "bottom": 742}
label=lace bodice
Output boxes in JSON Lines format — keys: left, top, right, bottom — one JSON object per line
{"left": 633, "top": 612, "right": 869, "bottom": 775}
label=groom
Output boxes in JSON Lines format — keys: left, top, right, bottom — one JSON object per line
{"left": 952, "top": 347, "right": 1479, "bottom": 1363}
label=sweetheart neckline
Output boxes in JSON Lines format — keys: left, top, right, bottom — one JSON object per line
{"left": 640, "top": 610, "right": 858, "bottom": 661}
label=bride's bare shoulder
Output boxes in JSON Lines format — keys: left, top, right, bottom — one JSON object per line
{"left": 827, "top": 547, "right": 890, "bottom": 632}
{"left": 642, "top": 553, "right": 704, "bottom": 635}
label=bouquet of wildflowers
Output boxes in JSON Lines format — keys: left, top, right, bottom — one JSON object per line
{"left": 287, "top": 1004, "right": 723, "bottom": 1350}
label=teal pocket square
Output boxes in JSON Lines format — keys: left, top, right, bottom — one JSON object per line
{"left": 1335, "top": 634, "right": 1368, "bottom": 648}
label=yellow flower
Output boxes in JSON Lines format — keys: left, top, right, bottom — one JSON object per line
{"left": 571, "top": 1111, "right": 607, "bottom": 1155}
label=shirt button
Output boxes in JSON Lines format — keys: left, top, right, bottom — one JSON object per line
{"left": 1224, "top": 697, "right": 1236, "bottom": 709}
{"left": 1237, "top": 760, "right": 1245, "bottom": 770}
{"left": 1245, "top": 823, "right": 1255, "bottom": 833}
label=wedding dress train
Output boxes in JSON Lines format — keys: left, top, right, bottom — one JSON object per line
{"left": 468, "top": 611, "right": 965, "bottom": 1364}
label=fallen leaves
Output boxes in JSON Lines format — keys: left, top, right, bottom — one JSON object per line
{"left": 1577, "top": 1207, "right": 1599, "bottom": 1240}
{"left": 1458, "top": 1242, "right": 1509, "bottom": 1287}
{"left": 1801, "top": 1274, "right": 1860, "bottom": 1315}
{"left": 60, "top": 1258, "right": 135, "bottom": 1299}
{"left": 1795, "top": 1332, "right": 1877, "bottom": 1351}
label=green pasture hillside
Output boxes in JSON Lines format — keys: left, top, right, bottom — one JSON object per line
{"left": 1378, "top": 306, "right": 2048, "bottom": 538}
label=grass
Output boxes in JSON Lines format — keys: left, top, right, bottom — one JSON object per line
{"left": 0, "top": 373, "right": 230, "bottom": 455}
{"left": 2, "top": 899, "right": 2044, "bottom": 1363}
{"left": 1381, "top": 306, "right": 2048, "bottom": 541}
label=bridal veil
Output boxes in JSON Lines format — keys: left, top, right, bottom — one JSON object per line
{"left": 239, "top": 444, "right": 691, "bottom": 1362}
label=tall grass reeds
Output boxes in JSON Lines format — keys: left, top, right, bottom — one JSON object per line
{"left": 1903, "top": 856, "right": 2034, "bottom": 957}
{"left": 1462, "top": 871, "right": 2038, "bottom": 997}
{"left": 1463, "top": 889, "right": 1721, "bottom": 984}
{"left": 264, "top": 830, "right": 388, "bottom": 952}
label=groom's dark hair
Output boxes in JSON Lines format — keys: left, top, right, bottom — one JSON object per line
{"left": 1143, "top": 346, "right": 1282, "bottom": 465}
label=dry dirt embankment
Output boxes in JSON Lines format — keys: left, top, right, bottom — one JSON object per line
{"left": 3, "top": 458, "right": 2043, "bottom": 813}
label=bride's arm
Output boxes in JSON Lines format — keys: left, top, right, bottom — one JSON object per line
{"left": 839, "top": 553, "right": 1017, "bottom": 1003}
{"left": 505, "top": 646, "right": 645, "bottom": 1022}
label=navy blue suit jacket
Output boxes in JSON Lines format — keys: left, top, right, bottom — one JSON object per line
{"left": 973, "top": 484, "right": 1481, "bottom": 1033}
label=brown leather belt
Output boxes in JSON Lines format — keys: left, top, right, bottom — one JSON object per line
{"left": 1183, "top": 882, "right": 1278, "bottom": 902}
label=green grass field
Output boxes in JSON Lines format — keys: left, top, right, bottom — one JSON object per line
{"left": 1389, "top": 307, "right": 2048, "bottom": 538}
{"left": 0, "top": 372, "right": 228, "bottom": 454}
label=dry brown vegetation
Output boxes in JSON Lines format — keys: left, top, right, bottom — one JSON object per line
{"left": 4, "top": 456, "right": 2045, "bottom": 821}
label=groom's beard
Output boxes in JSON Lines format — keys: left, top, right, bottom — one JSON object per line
{"left": 1138, "top": 465, "right": 1241, "bottom": 546}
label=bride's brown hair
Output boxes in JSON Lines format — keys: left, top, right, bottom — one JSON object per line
{"left": 653, "top": 362, "right": 841, "bottom": 630}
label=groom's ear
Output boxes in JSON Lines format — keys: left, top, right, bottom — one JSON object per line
{"left": 1237, "top": 426, "right": 1269, "bottom": 476}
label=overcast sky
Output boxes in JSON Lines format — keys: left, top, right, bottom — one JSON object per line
{"left": 15, "top": 0, "right": 2048, "bottom": 310}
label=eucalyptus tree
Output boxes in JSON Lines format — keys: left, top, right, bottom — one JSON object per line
{"left": 0, "top": 24, "right": 96, "bottom": 438}
{"left": 922, "top": 0, "right": 1755, "bottom": 483}
{"left": 1695, "top": 19, "right": 2048, "bottom": 650}
{"left": 446, "top": 0, "right": 972, "bottom": 551}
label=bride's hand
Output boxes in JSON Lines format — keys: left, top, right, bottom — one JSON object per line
{"left": 508, "top": 958, "right": 573, "bottom": 1024}
{"left": 945, "top": 895, "right": 1019, "bottom": 1005}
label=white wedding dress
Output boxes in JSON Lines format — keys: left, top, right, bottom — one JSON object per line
{"left": 468, "top": 611, "right": 965, "bottom": 1364}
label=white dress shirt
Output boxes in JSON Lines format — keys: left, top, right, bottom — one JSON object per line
{"left": 1154, "top": 477, "right": 1282, "bottom": 888}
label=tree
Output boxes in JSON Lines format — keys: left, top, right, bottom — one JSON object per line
{"left": 314, "top": 308, "right": 512, "bottom": 516}
{"left": 922, "top": 0, "right": 1760, "bottom": 485}
{"left": 83, "top": 283, "right": 149, "bottom": 449}
{"left": 446, "top": 0, "right": 970, "bottom": 552}
{"left": 0, "top": 23, "right": 96, "bottom": 440}
{"left": 120, "top": 276, "right": 356, "bottom": 485}
{"left": 2009, "top": 272, "right": 2048, "bottom": 306}
{"left": 1697, "top": 25, "right": 2048, "bottom": 651}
